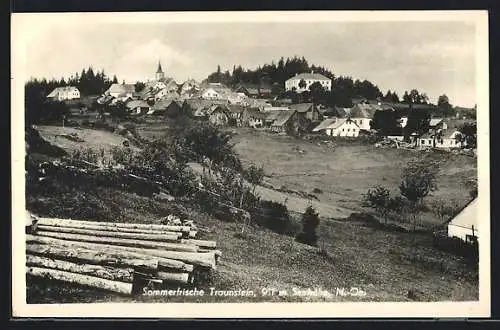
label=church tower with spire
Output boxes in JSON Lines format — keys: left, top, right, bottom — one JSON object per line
{"left": 155, "top": 61, "right": 165, "bottom": 81}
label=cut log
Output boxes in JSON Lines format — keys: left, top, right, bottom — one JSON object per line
{"left": 35, "top": 231, "right": 198, "bottom": 252}
{"left": 38, "top": 217, "right": 191, "bottom": 233}
{"left": 36, "top": 224, "right": 182, "bottom": 241}
{"left": 188, "top": 231, "right": 198, "bottom": 239}
{"left": 26, "top": 239, "right": 158, "bottom": 271}
{"left": 26, "top": 254, "right": 134, "bottom": 283}
{"left": 157, "top": 271, "right": 191, "bottom": 285}
{"left": 181, "top": 239, "right": 216, "bottom": 249}
{"left": 27, "top": 235, "right": 194, "bottom": 272}
{"left": 26, "top": 266, "right": 133, "bottom": 295}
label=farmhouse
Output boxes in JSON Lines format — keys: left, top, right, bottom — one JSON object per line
{"left": 126, "top": 100, "right": 150, "bottom": 115}
{"left": 106, "top": 83, "right": 135, "bottom": 98}
{"left": 151, "top": 99, "right": 183, "bottom": 118}
{"left": 313, "top": 118, "right": 360, "bottom": 137}
{"left": 285, "top": 71, "right": 332, "bottom": 93}
{"left": 226, "top": 105, "right": 246, "bottom": 124}
{"left": 447, "top": 198, "right": 478, "bottom": 243}
{"left": 242, "top": 107, "right": 266, "bottom": 128}
{"left": 208, "top": 105, "right": 230, "bottom": 126}
{"left": 270, "top": 110, "right": 297, "bottom": 133}
{"left": 201, "top": 88, "right": 222, "bottom": 100}
{"left": 429, "top": 118, "right": 448, "bottom": 130}
{"left": 347, "top": 103, "right": 381, "bottom": 131}
{"left": 289, "top": 103, "right": 322, "bottom": 122}
{"left": 47, "top": 86, "right": 80, "bottom": 101}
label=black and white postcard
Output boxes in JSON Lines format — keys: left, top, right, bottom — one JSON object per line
{"left": 11, "top": 10, "right": 490, "bottom": 318}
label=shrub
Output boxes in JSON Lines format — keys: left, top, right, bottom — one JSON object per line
{"left": 243, "top": 164, "right": 265, "bottom": 186}
{"left": 251, "top": 200, "right": 291, "bottom": 234}
{"left": 295, "top": 205, "right": 320, "bottom": 246}
{"left": 430, "top": 199, "right": 460, "bottom": 223}
{"left": 312, "top": 188, "right": 323, "bottom": 194}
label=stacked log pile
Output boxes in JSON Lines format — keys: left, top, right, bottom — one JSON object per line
{"left": 25, "top": 214, "right": 220, "bottom": 295}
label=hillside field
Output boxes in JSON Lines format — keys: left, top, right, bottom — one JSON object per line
{"left": 25, "top": 124, "right": 478, "bottom": 303}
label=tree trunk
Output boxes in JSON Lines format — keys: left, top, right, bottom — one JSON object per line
{"left": 35, "top": 221, "right": 184, "bottom": 236}
{"left": 27, "top": 235, "right": 196, "bottom": 272}
{"left": 157, "top": 271, "right": 191, "bottom": 285}
{"left": 36, "top": 224, "right": 182, "bottom": 241}
{"left": 26, "top": 254, "right": 134, "bottom": 283}
{"left": 37, "top": 217, "right": 191, "bottom": 233}
{"left": 26, "top": 241, "right": 158, "bottom": 271}
{"left": 34, "top": 231, "right": 198, "bottom": 253}
{"left": 180, "top": 239, "right": 217, "bottom": 249}
{"left": 26, "top": 266, "right": 133, "bottom": 295}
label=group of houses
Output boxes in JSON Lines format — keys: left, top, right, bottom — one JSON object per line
{"left": 47, "top": 64, "right": 474, "bottom": 150}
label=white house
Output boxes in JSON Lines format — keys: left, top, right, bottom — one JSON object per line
{"left": 447, "top": 198, "right": 478, "bottom": 243}
{"left": 201, "top": 88, "right": 221, "bottom": 100}
{"left": 47, "top": 86, "right": 80, "bottom": 101}
{"left": 285, "top": 71, "right": 332, "bottom": 93}
{"left": 347, "top": 103, "right": 381, "bottom": 131}
{"left": 106, "top": 83, "right": 135, "bottom": 98}
{"left": 313, "top": 118, "right": 360, "bottom": 137}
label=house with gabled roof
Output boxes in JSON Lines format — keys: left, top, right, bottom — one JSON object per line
{"left": 289, "top": 103, "right": 322, "bottom": 122}
{"left": 126, "top": 100, "right": 150, "bottom": 115}
{"left": 47, "top": 86, "right": 81, "bottom": 101}
{"left": 313, "top": 118, "right": 360, "bottom": 137}
{"left": 243, "top": 107, "right": 266, "bottom": 128}
{"left": 446, "top": 198, "right": 478, "bottom": 243}
{"left": 346, "top": 103, "right": 382, "bottom": 130}
{"left": 106, "top": 83, "right": 135, "bottom": 98}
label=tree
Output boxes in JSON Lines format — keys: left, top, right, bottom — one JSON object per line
{"left": 298, "top": 79, "right": 307, "bottom": 90}
{"left": 404, "top": 108, "right": 430, "bottom": 140}
{"left": 112, "top": 75, "right": 118, "bottom": 84}
{"left": 437, "top": 94, "right": 455, "bottom": 117}
{"left": 456, "top": 122, "right": 477, "bottom": 148}
{"left": 399, "top": 157, "right": 439, "bottom": 206}
{"left": 295, "top": 205, "right": 320, "bottom": 246}
{"left": 134, "top": 82, "right": 146, "bottom": 93}
{"left": 370, "top": 110, "right": 401, "bottom": 135}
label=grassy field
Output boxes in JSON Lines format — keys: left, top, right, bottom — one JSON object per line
{"left": 25, "top": 124, "right": 479, "bottom": 303}
{"left": 230, "top": 128, "right": 477, "bottom": 225}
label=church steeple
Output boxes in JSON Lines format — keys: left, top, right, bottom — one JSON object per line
{"left": 155, "top": 61, "right": 165, "bottom": 81}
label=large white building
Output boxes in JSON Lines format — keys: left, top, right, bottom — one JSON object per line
{"left": 285, "top": 71, "right": 332, "bottom": 93}
{"left": 46, "top": 86, "right": 80, "bottom": 101}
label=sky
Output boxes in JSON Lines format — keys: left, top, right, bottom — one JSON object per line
{"left": 22, "top": 18, "right": 478, "bottom": 107}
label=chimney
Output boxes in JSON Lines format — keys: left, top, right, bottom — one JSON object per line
{"left": 311, "top": 70, "right": 314, "bottom": 74}
{"left": 295, "top": 73, "right": 298, "bottom": 76}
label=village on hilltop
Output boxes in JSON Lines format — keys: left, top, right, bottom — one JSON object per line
{"left": 44, "top": 59, "right": 477, "bottom": 153}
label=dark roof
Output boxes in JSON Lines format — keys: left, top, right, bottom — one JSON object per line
{"left": 153, "top": 99, "right": 181, "bottom": 110}
{"left": 126, "top": 100, "right": 149, "bottom": 109}
{"left": 271, "top": 110, "right": 296, "bottom": 126}
{"left": 289, "top": 103, "right": 314, "bottom": 113}
{"left": 312, "top": 118, "right": 338, "bottom": 132}
{"left": 226, "top": 105, "right": 246, "bottom": 113}
{"left": 287, "top": 72, "right": 331, "bottom": 81}
{"left": 244, "top": 107, "right": 267, "bottom": 119}
{"left": 348, "top": 103, "right": 382, "bottom": 118}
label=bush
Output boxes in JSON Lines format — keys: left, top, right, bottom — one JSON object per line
{"left": 251, "top": 200, "right": 291, "bottom": 234}
{"left": 295, "top": 205, "right": 320, "bottom": 246}
{"left": 433, "top": 234, "right": 478, "bottom": 266}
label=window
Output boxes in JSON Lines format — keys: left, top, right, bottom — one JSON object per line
{"left": 421, "top": 140, "right": 425, "bottom": 145}
{"left": 342, "top": 128, "right": 345, "bottom": 132}
{"left": 348, "top": 128, "right": 350, "bottom": 132}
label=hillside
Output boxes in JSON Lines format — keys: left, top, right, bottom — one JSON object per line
{"left": 25, "top": 124, "right": 478, "bottom": 303}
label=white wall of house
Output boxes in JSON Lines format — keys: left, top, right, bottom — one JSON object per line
{"left": 202, "top": 88, "right": 220, "bottom": 99}
{"left": 248, "top": 117, "right": 263, "bottom": 128}
{"left": 326, "top": 121, "right": 360, "bottom": 137}
{"left": 447, "top": 224, "right": 478, "bottom": 242}
{"left": 350, "top": 117, "right": 371, "bottom": 131}
{"left": 285, "top": 78, "right": 332, "bottom": 93}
